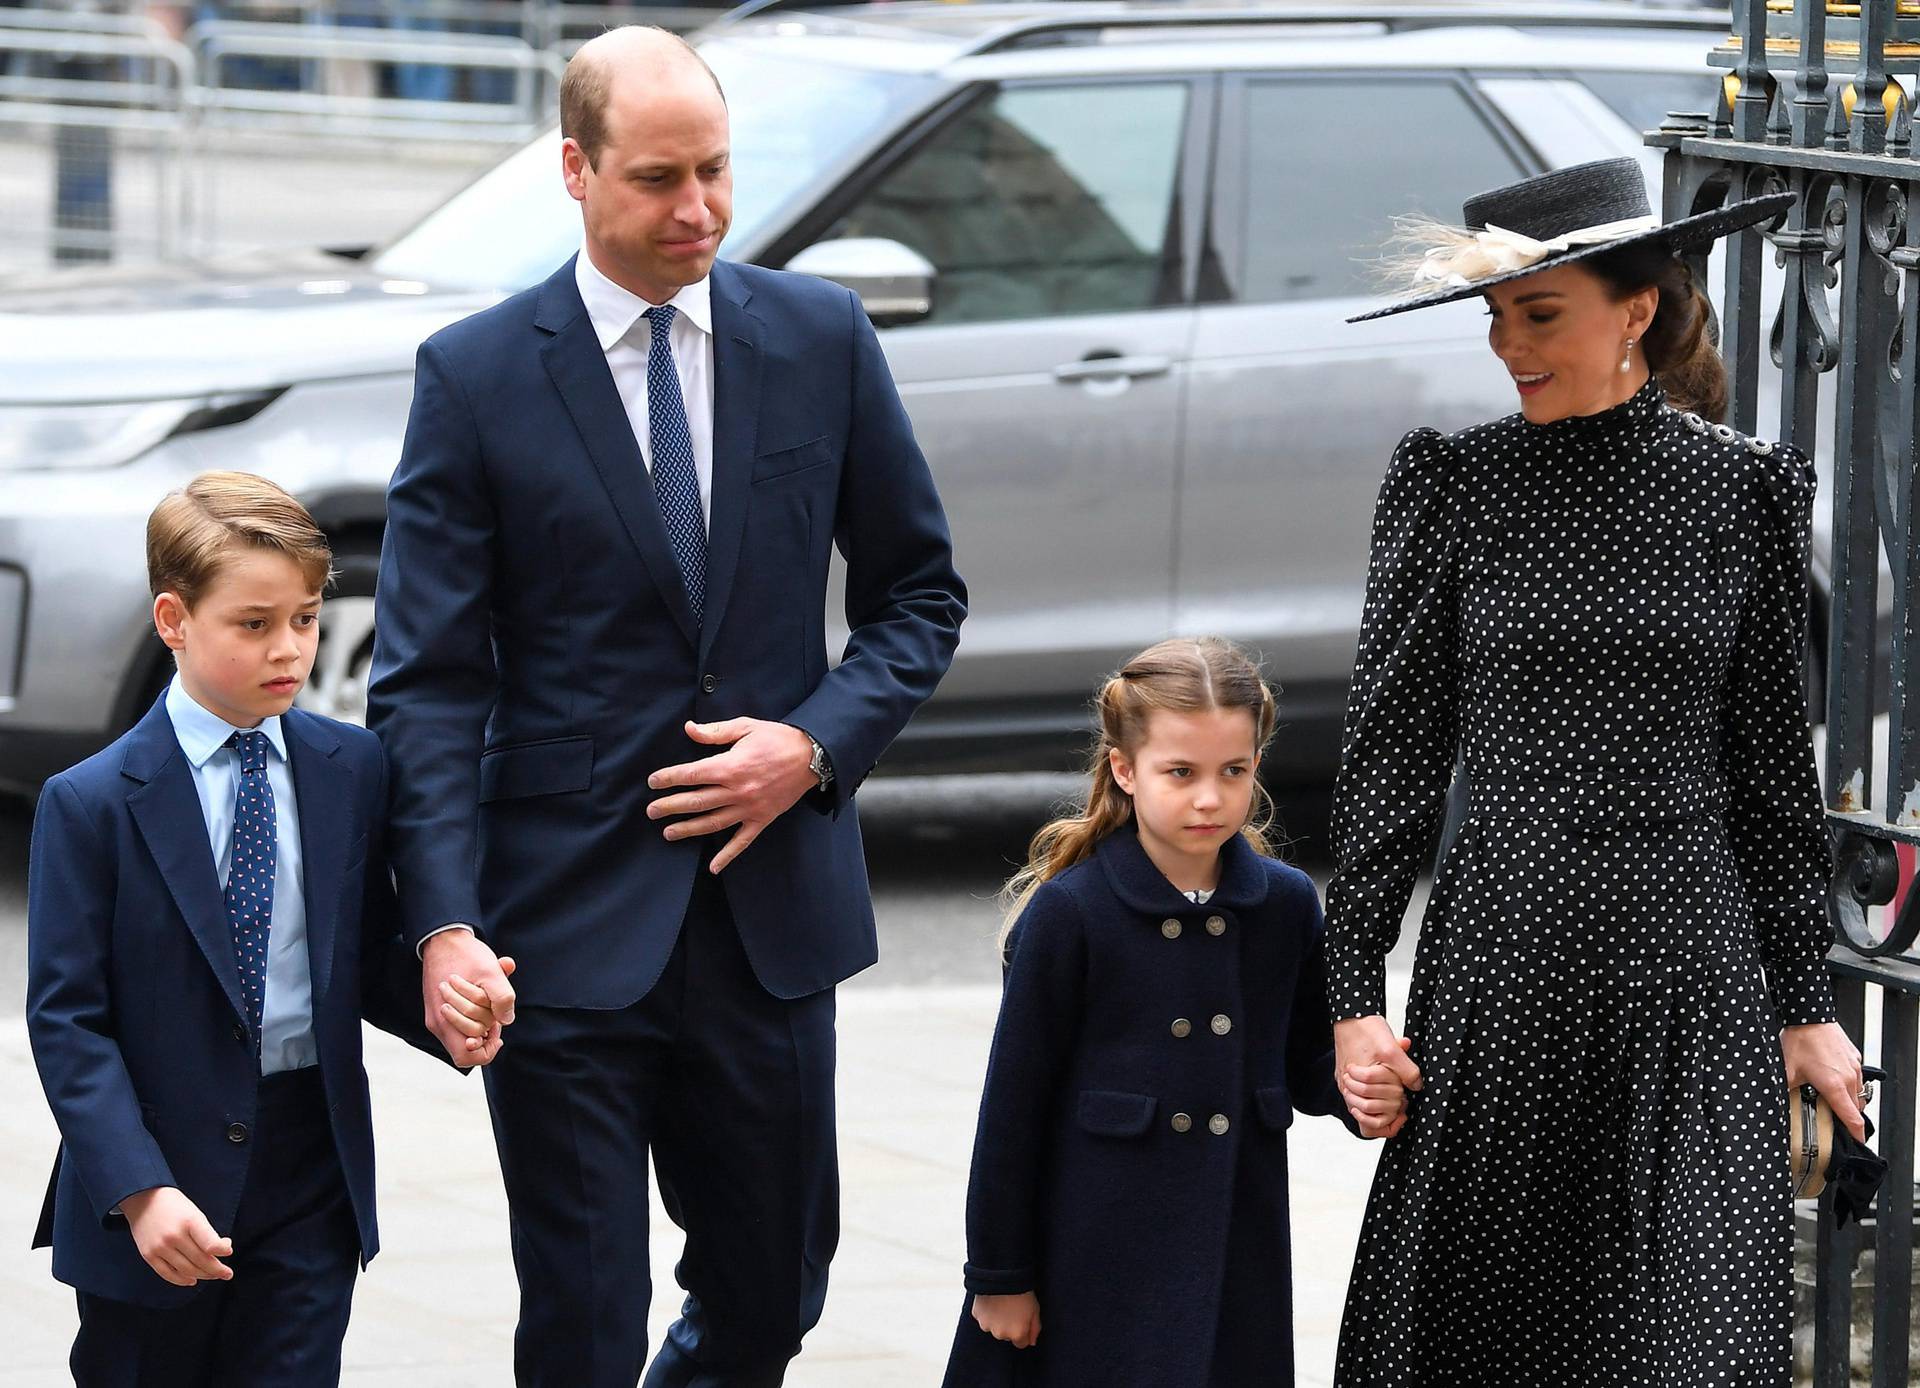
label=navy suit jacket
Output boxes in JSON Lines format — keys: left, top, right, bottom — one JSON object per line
{"left": 26, "top": 697, "right": 439, "bottom": 1308}
{"left": 367, "top": 257, "right": 966, "bottom": 1005}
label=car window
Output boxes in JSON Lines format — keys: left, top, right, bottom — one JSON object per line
{"left": 819, "top": 81, "right": 1190, "bottom": 326}
{"left": 372, "top": 44, "right": 940, "bottom": 292}
{"left": 1578, "top": 70, "right": 1723, "bottom": 136}
{"left": 1231, "top": 77, "right": 1529, "bottom": 303}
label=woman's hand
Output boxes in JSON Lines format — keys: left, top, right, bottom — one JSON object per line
{"left": 972, "top": 1291, "right": 1041, "bottom": 1348}
{"left": 1335, "top": 1015, "right": 1422, "bottom": 1140}
{"left": 1781, "top": 1022, "right": 1866, "bottom": 1142}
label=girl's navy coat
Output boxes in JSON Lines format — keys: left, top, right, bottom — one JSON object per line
{"left": 943, "top": 828, "right": 1357, "bottom": 1388}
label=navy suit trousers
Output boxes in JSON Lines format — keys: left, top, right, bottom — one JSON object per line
{"left": 69, "top": 1068, "right": 360, "bottom": 1388}
{"left": 482, "top": 872, "right": 839, "bottom": 1388}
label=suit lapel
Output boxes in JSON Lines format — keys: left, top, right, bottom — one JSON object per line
{"left": 700, "top": 262, "right": 762, "bottom": 664}
{"left": 536, "top": 257, "right": 701, "bottom": 649}
{"left": 286, "top": 712, "right": 347, "bottom": 1001}
{"left": 122, "top": 700, "right": 249, "bottom": 1029}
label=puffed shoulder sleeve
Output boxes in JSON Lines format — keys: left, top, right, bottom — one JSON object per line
{"left": 1725, "top": 444, "right": 1835, "bottom": 1026}
{"left": 1324, "top": 427, "right": 1464, "bottom": 1021}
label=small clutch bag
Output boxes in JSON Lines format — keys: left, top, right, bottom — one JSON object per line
{"left": 1789, "top": 1066, "right": 1889, "bottom": 1226}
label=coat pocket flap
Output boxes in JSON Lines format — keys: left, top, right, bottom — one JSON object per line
{"left": 1254, "top": 1085, "right": 1294, "bottom": 1131}
{"left": 1075, "top": 1089, "right": 1157, "bottom": 1138}
{"left": 751, "top": 435, "right": 832, "bottom": 483}
{"left": 479, "top": 736, "right": 594, "bottom": 803}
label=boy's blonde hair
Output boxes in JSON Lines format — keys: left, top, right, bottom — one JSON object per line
{"left": 146, "top": 471, "right": 334, "bottom": 609}
{"left": 1001, "top": 637, "right": 1280, "bottom": 947}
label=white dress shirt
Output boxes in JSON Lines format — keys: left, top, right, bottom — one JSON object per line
{"left": 574, "top": 244, "right": 715, "bottom": 528}
{"left": 165, "top": 676, "right": 317, "bottom": 1075}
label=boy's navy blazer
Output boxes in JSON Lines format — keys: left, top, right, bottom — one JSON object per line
{"left": 26, "top": 695, "right": 436, "bottom": 1309}
{"left": 368, "top": 256, "right": 966, "bottom": 1006}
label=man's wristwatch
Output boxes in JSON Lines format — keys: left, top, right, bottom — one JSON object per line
{"left": 806, "top": 735, "right": 835, "bottom": 791}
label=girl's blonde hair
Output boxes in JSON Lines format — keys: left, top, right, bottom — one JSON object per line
{"left": 1001, "top": 637, "right": 1279, "bottom": 947}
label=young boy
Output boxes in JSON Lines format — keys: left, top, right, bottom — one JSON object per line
{"left": 26, "top": 472, "right": 492, "bottom": 1385}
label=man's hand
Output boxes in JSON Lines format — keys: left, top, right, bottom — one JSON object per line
{"left": 1782, "top": 1021, "right": 1866, "bottom": 1142}
{"left": 122, "top": 1186, "right": 232, "bottom": 1288}
{"left": 422, "top": 929, "right": 516, "bottom": 1067}
{"left": 647, "top": 719, "right": 820, "bottom": 873}
{"left": 972, "top": 1292, "right": 1041, "bottom": 1349}
{"left": 1335, "top": 1016, "right": 1422, "bottom": 1140}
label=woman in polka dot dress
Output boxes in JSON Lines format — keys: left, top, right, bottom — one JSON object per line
{"left": 1325, "top": 159, "right": 1871, "bottom": 1386}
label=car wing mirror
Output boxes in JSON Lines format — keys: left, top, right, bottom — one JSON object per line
{"left": 784, "top": 238, "right": 935, "bottom": 328}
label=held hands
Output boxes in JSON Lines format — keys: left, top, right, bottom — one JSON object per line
{"left": 1335, "top": 1015, "right": 1423, "bottom": 1140}
{"left": 1782, "top": 1021, "right": 1867, "bottom": 1142}
{"left": 422, "top": 929, "right": 516, "bottom": 1067}
{"left": 122, "top": 1186, "right": 232, "bottom": 1288}
{"left": 647, "top": 719, "right": 820, "bottom": 873}
{"left": 972, "top": 1292, "right": 1042, "bottom": 1349}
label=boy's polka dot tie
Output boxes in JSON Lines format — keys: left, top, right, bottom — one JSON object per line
{"left": 643, "top": 304, "right": 706, "bottom": 624}
{"left": 224, "top": 730, "right": 275, "bottom": 1050}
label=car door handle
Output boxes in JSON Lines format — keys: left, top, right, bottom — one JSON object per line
{"left": 1052, "top": 354, "right": 1173, "bottom": 383}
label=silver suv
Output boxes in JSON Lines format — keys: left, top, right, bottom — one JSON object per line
{"left": 0, "top": 3, "right": 1740, "bottom": 791}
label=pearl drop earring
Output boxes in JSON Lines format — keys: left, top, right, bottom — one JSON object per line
{"left": 1621, "top": 337, "right": 1636, "bottom": 373}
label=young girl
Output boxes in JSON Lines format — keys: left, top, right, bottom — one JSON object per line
{"left": 941, "top": 638, "right": 1384, "bottom": 1388}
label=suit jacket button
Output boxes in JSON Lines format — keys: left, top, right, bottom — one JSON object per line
{"left": 1205, "top": 916, "right": 1227, "bottom": 936}
{"left": 1208, "top": 1114, "right": 1230, "bottom": 1136}
{"left": 226, "top": 1122, "right": 249, "bottom": 1144}
{"left": 1211, "top": 1014, "right": 1232, "bottom": 1036}
{"left": 1170, "top": 1018, "right": 1191, "bottom": 1038}
{"left": 1170, "top": 1112, "right": 1192, "bottom": 1133}
{"left": 700, "top": 674, "right": 719, "bottom": 694}
{"left": 1160, "top": 919, "right": 1182, "bottom": 939}
{"left": 232, "top": 1023, "right": 248, "bottom": 1044}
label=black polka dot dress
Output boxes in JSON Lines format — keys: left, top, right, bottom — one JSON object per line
{"left": 1324, "top": 378, "right": 1837, "bottom": 1387}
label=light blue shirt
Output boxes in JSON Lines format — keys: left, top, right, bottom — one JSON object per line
{"left": 165, "top": 677, "right": 317, "bottom": 1075}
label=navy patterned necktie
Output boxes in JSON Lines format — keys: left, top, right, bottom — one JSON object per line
{"left": 643, "top": 304, "right": 707, "bottom": 625}
{"left": 224, "top": 730, "right": 276, "bottom": 1049}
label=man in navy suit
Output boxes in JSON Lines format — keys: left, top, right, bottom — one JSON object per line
{"left": 27, "top": 473, "right": 465, "bottom": 1387}
{"left": 367, "top": 25, "right": 966, "bottom": 1388}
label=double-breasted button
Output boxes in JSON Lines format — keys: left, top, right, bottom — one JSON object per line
{"left": 700, "top": 673, "right": 719, "bottom": 694}
{"left": 1160, "top": 919, "right": 1182, "bottom": 939}
{"left": 225, "top": 1122, "right": 250, "bottom": 1145}
{"left": 1170, "top": 1018, "right": 1192, "bottom": 1038}
{"left": 1170, "top": 1112, "right": 1193, "bottom": 1133}
{"left": 1208, "top": 1114, "right": 1230, "bottom": 1136}
{"left": 1211, "top": 1014, "right": 1232, "bottom": 1036}
{"left": 1205, "top": 916, "right": 1226, "bottom": 936}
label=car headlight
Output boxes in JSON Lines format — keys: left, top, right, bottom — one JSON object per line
{"left": 0, "top": 391, "right": 283, "bottom": 472}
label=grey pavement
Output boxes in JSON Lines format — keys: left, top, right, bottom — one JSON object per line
{"left": 0, "top": 775, "right": 1421, "bottom": 1386}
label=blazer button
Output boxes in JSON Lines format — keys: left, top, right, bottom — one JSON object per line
{"left": 1170, "top": 1112, "right": 1193, "bottom": 1133}
{"left": 232, "top": 1022, "right": 248, "bottom": 1044}
{"left": 1205, "top": 916, "right": 1227, "bottom": 936}
{"left": 1208, "top": 1114, "right": 1230, "bottom": 1136}
{"left": 1160, "top": 919, "right": 1182, "bottom": 940}
{"left": 1170, "top": 1018, "right": 1192, "bottom": 1038}
{"left": 1211, "top": 1014, "right": 1232, "bottom": 1036}
{"left": 700, "top": 673, "right": 719, "bottom": 694}
{"left": 226, "top": 1122, "right": 250, "bottom": 1145}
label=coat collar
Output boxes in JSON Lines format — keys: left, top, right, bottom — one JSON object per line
{"left": 122, "top": 695, "right": 352, "bottom": 1010}
{"left": 122, "top": 694, "right": 249, "bottom": 1026}
{"left": 1095, "top": 825, "right": 1271, "bottom": 917}
{"left": 533, "top": 256, "right": 762, "bottom": 657}
{"left": 282, "top": 708, "right": 348, "bottom": 999}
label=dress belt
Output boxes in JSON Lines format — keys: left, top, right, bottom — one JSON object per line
{"left": 1465, "top": 772, "right": 1727, "bottom": 832}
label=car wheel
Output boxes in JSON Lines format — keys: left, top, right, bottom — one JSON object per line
{"left": 299, "top": 547, "right": 378, "bottom": 727}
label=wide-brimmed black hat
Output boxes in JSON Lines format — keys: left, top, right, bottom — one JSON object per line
{"left": 1348, "top": 157, "right": 1793, "bottom": 324}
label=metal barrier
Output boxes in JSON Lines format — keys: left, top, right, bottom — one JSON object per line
{"left": 1651, "top": 3, "right": 1920, "bottom": 1383}
{"left": 187, "top": 20, "right": 564, "bottom": 136}
{"left": 0, "top": 1, "right": 726, "bottom": 270}
{"left": 0, "top": 22, "right": 197, "bottom": 267}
